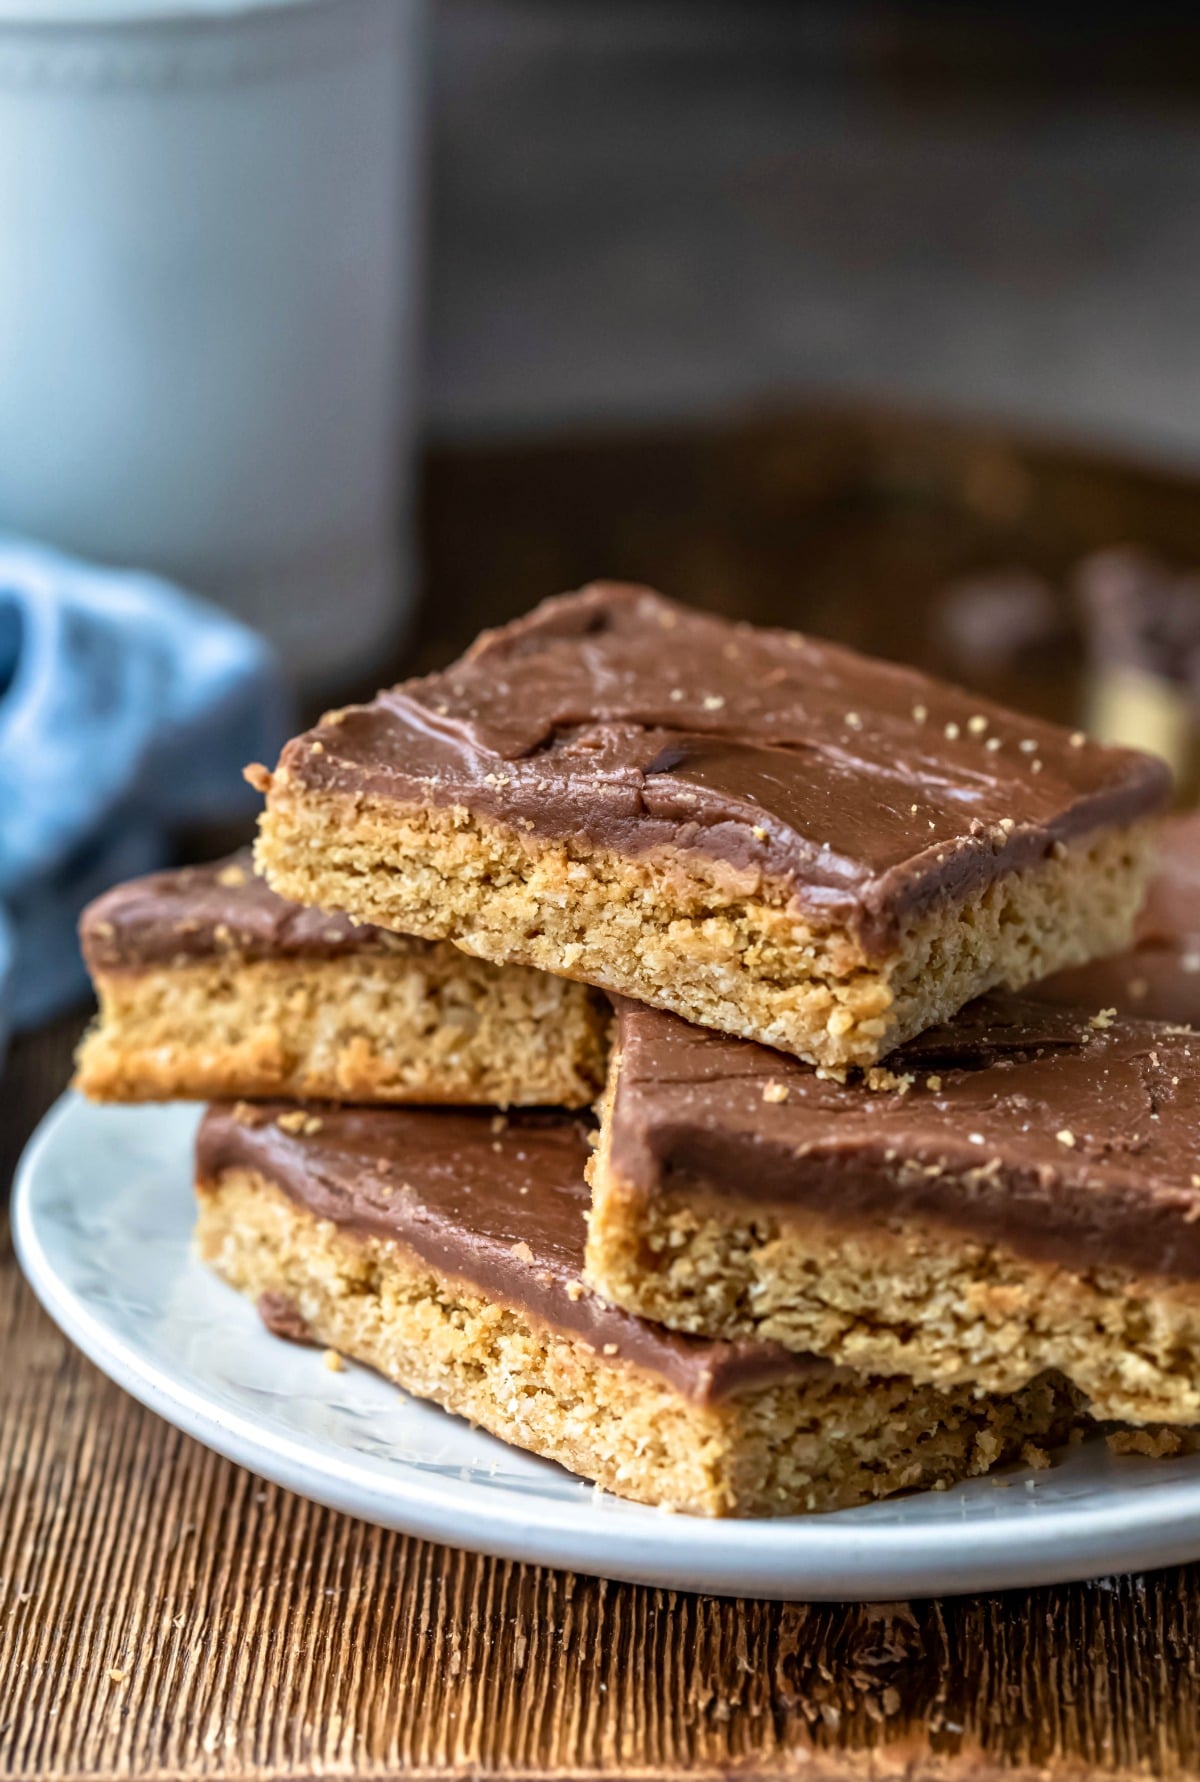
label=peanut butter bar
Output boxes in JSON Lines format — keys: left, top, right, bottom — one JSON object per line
{"left": 586, "top": 994, "right": 1200, "bottom": 1426}
{"left": 195, "top": 1102, "right": 1083, "bottom": 1517}
{"left": 255, "top": 585, "right": 1167, "bottom": 1072}
{"left": 76, "top": 853, "right": 607, "bottom": 1107}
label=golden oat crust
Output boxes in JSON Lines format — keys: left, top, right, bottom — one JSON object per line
{"left": 77, "top": 953, "right": 608, "bottom": 1108}
{"left": 256, "top": 782, "right": 1155, "bottom": 1071}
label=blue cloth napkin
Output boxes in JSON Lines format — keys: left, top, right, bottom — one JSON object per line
{"left": 0, "top": 538, "right": 290, "bottom": 1056}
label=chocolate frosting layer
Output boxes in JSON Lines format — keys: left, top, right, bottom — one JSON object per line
{"left": 1031, "top": 812, "right": 1200, "bottom": 1025}
{"left": 1030, "top": 946, "right": 1200, "bottom": 1029}
{"left": 197, "top": 1102, "right": 814, "bottom": 1406}
{"left": 607, "top": 993, "right": 1200, "bottom": 1281}
{"left": 81, "top": 851, "right": 404, "bottom": 972}
{"left": 275, "top": 585, "right": 1169, "bottom": 953}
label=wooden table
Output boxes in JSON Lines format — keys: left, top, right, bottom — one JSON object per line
{"left": 8, "top": 411, "right": 1200, "bottom": 1781}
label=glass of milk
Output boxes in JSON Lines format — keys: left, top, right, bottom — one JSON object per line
{"left": 0, "top": 0, "right": 427, "bottom": 688}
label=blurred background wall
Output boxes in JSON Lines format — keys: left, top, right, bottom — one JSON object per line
{"left": 429, "top": 0, "right": 1200, "bottom": 466}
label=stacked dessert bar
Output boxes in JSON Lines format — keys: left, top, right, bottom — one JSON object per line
{"left": 80, "top": 584, "right": 1200, "bottom": 1515}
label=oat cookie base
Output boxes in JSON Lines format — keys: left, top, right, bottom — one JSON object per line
{"left": 77, "top": 953, "right": 608, "bottom": 1108}
{"left": 257, "top": 783, "right": 1154, "bottom": 1071}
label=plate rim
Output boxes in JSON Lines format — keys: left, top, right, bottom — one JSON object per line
{"left": 14, "top": 1090, "right": 1200, "bottom": 1600}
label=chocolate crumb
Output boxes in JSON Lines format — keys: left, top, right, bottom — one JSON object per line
{"left": 257, "top": 1293, "right": 312, "bottom": 1344}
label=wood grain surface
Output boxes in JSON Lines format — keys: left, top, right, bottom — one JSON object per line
{"left": 8, "top": 413, "right": 1200, "bottom": 1781}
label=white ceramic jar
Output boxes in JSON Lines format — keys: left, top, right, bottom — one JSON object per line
{"left": 0, "top": 0, "right": 426, "bottom": 686}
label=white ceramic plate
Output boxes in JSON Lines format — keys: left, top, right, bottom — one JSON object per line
{"left": 15, "top": 1092, "right": 1200, "bottom": 1600}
